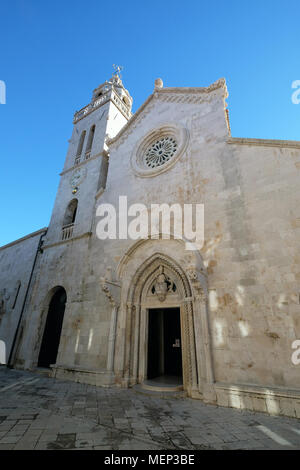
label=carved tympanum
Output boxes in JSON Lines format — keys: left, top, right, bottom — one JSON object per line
{"left": 151, "top": 266, "right": 177, "bottom": 302}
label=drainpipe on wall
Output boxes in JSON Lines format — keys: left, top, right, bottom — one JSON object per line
{"left": 7, "top": 229, "right": 47, "bottom": 368}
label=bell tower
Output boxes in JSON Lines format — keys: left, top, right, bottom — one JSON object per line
{"left": 11, "top": 70, "right": 133, "bottom": 372}
{"left": 44, "top": 70, "right": 133, "bottom": 245}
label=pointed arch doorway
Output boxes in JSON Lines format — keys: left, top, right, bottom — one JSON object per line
{"left": 119, "top": 254, "right": 202, "bottom": 395}
{"left": 114, "top": 241, "right": 215, "bottom": 400}
{"left": 38, "top": 287, "right": 66, "bottom": 368}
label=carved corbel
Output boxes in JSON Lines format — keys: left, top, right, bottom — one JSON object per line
{"left": 195, "top": 287, "right": 207, "bottom": 304}
{"left": 100, "top": 269, "right": 121, "bottom": 308}
{"left": 186, "top": 267, "right": 207, "bottom": 303}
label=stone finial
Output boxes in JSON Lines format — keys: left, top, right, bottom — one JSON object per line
{"left": 154, "top": 78, "right": 163, "bottom": 90}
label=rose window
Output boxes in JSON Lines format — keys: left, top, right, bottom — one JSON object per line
{"left": 144, "top": 137, "right": 178, "bottom": 168}
{"left": 131, "top": 124, "right": 188, "bottom": 177}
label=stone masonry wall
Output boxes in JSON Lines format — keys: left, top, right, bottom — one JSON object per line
{"left": 0, "top": 228, "right": 46, "bottom": 362}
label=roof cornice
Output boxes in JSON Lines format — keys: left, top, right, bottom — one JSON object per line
{"left": 0, "top": 227, "right": 48, "bottom": 251}
{"left": 227, "top": 137, "right": 300, "bottom": 149}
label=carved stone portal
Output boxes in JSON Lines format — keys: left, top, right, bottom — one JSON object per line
{"left": 114, "top": 252, "right": 214, "bottom": 399}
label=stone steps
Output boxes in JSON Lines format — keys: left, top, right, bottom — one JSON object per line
{"left": 31, "top": 367, "right": 52, "bottom": 377}
{"left": 132, "top": 383, "right": 187, "bottom": 399}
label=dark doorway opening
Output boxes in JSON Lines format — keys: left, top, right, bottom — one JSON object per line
{"left": 147, "top": 307, "right": 182, "bottom": 381}
{"left": 38, "top": 287, "right": 66, "bottom": 368}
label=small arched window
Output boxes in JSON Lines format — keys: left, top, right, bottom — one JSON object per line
{"left": 63, "top": 199, "right": 78, "bottom": 226}
{"left": 75, "top": 130, "right": 86, "bottom": 165}
{"left": 85, "top": 125, "right": 95, "bottom": 159}
{"left": 98, "top": 153, "right": 109, "bottom": 191}
{"left": 62, "top": 199, "right": 78, "bottom": 240}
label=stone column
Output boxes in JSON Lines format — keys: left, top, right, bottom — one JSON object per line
{"left": 197, "top": 287, "right": 216, "bottom": 403}
{"left": 123, "top": 301, "right": 133, "bottom": 387}
{"left": 187, "top": 267, "right": 216, "bottom": 402}
{"left": 138, "top": 307, "right": 147, "bottom": 383}
{"left": 185, "top": 300, "right": 199, "bottom": 394}
{"left": 100, "top": 276, "right": 121, "bottom": 385}
{"left": 132, "top": 303, "right": 140, "bottom": 385}
{"left": 106, "top": 305, "right": 119, "bottom": 373}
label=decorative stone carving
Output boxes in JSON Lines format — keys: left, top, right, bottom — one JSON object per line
{"left": 100, "top": 276, "right": 121, "bottom": 308}
{"left": 145, "top": 136, "right": 178, "bottom": 169}
{"left": 121, "top": 252, "right": 210, "bottom": 393}
{"left": 107, "top": 77, "right": 227, "bottom": 151}
{"left": 187, "top": 268, "right": 198, "bottom": 281}
{"left": 186, "top": 266, "right": 207, "bottom": 303}
{"left": 131, "top": 123, "right": 189, "bottom": 177}
{"left": 186, "top": 262, "right": 207, "bottom": 280}
{"left": 154, "top": 78, "right": 163, "bottom": 90}
{"left": 152, "top": 266, "right": 169, "bottom": 302}
{"left": 150, "top": 266, "right": 177, "bottom": 301}
{"left": 196, "top": 288, "right": 207, "bottom": 304}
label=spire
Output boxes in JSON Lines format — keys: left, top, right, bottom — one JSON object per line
{"left": 91, "top": 65, "right": 132, "bottom": 111}
{"left": 73, "top": 67, "right": 133, "bottom": 124}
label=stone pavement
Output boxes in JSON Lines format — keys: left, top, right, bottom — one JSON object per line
{"left": 0, "top": 367, "right": 299, "bottom": 450}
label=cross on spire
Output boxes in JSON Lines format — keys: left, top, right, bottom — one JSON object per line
{"left": 112, "top": 64, "right": 123, "bottom": 79}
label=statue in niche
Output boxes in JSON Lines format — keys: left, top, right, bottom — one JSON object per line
{"left": 153, "top": 266, "right": 169, "bottom": 302}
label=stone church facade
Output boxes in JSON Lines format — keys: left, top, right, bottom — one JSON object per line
{"left": 0, "top": 72, "right": 299, "bottom": 418}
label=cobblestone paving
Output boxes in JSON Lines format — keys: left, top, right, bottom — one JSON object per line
{"left": 0, "top": 367, "right": 299, "bottom": 450}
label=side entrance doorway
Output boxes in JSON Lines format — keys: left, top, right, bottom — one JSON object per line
{"left": 38, "top": 287, "right": 66, "bottom": 368}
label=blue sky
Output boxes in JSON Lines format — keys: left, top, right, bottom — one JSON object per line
{"left": 0, "top": 0, "right": 300, "bottom": 246}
